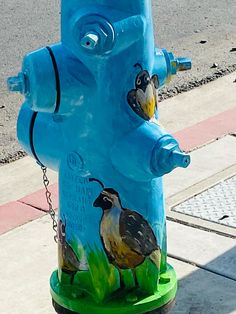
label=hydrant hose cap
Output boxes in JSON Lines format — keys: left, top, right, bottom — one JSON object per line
{"left": 22, "top": 47, "right": 57, "bottom": 113}
{"left": 162, "top": 49, "right": 192, "bottom": 80}
{"left": 8, "top": 47, "right": 57, "bottom": 113}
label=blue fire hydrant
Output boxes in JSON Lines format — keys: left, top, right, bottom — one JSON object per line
{"left": 8, "top": 1, "right": 191, "bottom": 313}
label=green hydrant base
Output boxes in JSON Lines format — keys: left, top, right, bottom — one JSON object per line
{"left": 50, "top": 264, "right": 177, "bottom": 314}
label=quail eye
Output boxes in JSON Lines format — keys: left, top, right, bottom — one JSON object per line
{"left": 137, "top": 78, "right": 142, "bottom": 85}
{"left": 103, "top": 196, "right": 109, "bottom": 202}
{"left": 61, "top": 225, "right": 66, "bottom": 235}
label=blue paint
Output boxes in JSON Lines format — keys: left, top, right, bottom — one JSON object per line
{"left": 8, "top": 1, "right": 191, "bottom": 312}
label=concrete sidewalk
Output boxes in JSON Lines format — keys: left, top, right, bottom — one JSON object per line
{"left": 0, "top": 73, "right": 236, "bottom": 313}
{"left": 1, "top": 216, "right": 236, "bottom": 314}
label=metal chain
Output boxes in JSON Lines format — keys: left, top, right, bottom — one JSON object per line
{"left": 40, "top": 164, "right": 58, "bottom": 243}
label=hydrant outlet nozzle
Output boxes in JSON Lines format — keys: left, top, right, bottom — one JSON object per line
{"left": 7, "top": 72, "right": 26, "bottom": 94}
{"left": 176, "top": 57, "right": 192, "bottom": 72}
{"left": 170, "top": 150, "right": 191, "bottom": 169}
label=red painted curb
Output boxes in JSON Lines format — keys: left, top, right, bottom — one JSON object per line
{"left": 18, "top": 183, "right": 58, "bottom": 212}
{"left": 0, "top": 201, "right": 45, "bottom": 235}
{"left": 1, "top": 107, "right": 236, "bottom": 235}
{"left": 174, "top": 107, "right": 236, "bottom": 152}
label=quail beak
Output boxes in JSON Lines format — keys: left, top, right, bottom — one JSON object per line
{"left": 93, "top": 198, "right": 100, "bottom": 207}
{"left": 143, "top": 85, "right": 156, "bottom": 119}
{"left": 144, "top": 96, "right": 155, "bottom": 118}
{"left": 93, "top": 193, "right": 105, "bottom": 207}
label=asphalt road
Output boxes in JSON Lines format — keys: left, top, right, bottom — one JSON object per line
{"left": 0, "top": 0, "right": 236, "bottom": 163}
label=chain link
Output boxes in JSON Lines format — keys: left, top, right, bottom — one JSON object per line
{"left": 40, "top": 164, "right": 58, "bottom": 243}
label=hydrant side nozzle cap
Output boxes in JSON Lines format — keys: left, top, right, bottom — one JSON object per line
{"left": 151, "top": 139, "right": 191, "bottom": 177}
{"left": 162, "top": 49, "right": 192, "bottom": 78}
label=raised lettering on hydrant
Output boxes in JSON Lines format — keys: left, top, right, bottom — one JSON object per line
{"left": 8, "top": 1, "right": 191, "bottom": 313}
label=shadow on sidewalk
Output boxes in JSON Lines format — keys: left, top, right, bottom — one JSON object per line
{"left": 171, "top": 246, "right": 236, "bottom": 314}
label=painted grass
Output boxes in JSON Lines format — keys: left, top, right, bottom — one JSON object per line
{"left": 136, "top": 259, "right": 160, "bottom": 295}
{"left": 62, "top": 242, "right": 161, "bottom": 304}
{"left": 86, "top": 245, "right": 119, "bottom": 303}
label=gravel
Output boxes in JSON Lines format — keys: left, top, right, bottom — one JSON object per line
{"left": 0, "top": 0, "right": 236, "bottom": 165}
{"left": 159, "top": 64, "right": 236, "bottom": 102}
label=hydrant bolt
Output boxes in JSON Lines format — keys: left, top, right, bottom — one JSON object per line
{"left": 81, "top": 32, "right": 99, "bottom": 50}
{"left": 80, "top": 22, "right": 111, "bottom": 53}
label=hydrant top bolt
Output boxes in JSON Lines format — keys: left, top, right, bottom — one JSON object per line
{"left": 81, "top": 32, "right": 99, "bottom": 50}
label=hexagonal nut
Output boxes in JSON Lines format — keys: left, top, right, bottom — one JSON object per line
{"left": 81, "top": 32, "right": 99, "bottom": 50}
{"left": 83, "top": 23, "right": 108, "bottom": 49}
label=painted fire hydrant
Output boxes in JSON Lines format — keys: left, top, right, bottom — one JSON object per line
{"left": 8, "top": 1, "right": 191, "bottom": 313}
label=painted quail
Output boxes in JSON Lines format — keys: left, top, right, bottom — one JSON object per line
{"left": 93, "top": 188, "right": 161, "bottom": 286}
{"left": 58, "top": 218, "right": 83, "bottom": 284}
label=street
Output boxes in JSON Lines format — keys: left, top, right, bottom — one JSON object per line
{"left": 0, "top": 0, "right": 235, "bottom": 162}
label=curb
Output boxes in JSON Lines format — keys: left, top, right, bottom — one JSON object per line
{"left": 0, "top": 183, "right": 58, "bottom": 235}
{"left": 174, "top": 107, "right": 236, "bottom": 152}
{"left": 1, "top": 108, "right": 235, "bottom": 235}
